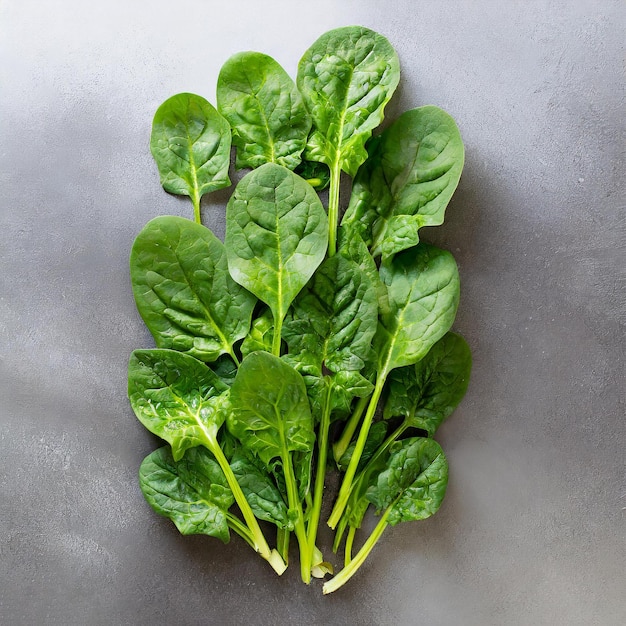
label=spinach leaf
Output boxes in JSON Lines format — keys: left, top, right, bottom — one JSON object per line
{"left": 384, "top": 332, "right": 472, "bottom": 436}
{"left": 217, "top": 52, "right": 311, "bottom": 170}
{"left": 139, "top": 445, "right": 234, "bottom": 543}
{"left": 297, "top": 26, "right": 400, "bottom": 178}
{"left": 324, "top": 437, "right": 447, "bottom": 594}
{"left": 375, "top": 243, "right": 460, "bottom": 374}
{"left": 240, "top": 308, "right": 274, "bottom": 357}
{"left": 227, "top": 351, "right": 316, "bottom": 581}
{"left": 366, "top": 437, "right": 448, "bottom": 524}
{"left": 343, "top": 106, "right": 464, "bottom": 259}
{"left": 128, "top": 349, "right": 229, "bottom": 461}
{"left": 328, "top": 242, "right": 459, "bottom": 528}
{"left": 130, "top": 216, "right": 256, "bottom": 364}
{"left": 294, "top": 160, "right": 330, "bottom": 190}
{"left": 225, "top": 163, "right": 328, "bottom": 355}
{"left": 297, "top": 26, "right": 400, "bottom": 255}
{"left": 230, "top": 447, "right": 291, "bottom": 530}
{"left": 150, "top": 93, "right": 231, "bottom": 223}
{"left": 282, "top": 253, "right": 378, "bottom": 414}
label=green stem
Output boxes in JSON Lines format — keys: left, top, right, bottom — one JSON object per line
{"left": 328, "top": 376, "right": 386, "bottom": 529}
{"left": 191, "top": 189, "right": 202, "bottom": 225}
{"left": 344, "top": 525, "right": 357, "bottom": 567}
{"left": 226, "top": 513, "right": 256, "bottom": 550}
{"left": 276, "top": 528, "right": 290, "bottom": 565}
{"left": 204, "top": 435, "right": 286, "bottom": 575}
{"left": 333, "top": 394, "right": 369, "bottom": 464}
{"left": 327, "top": 159, "right": 341, "bottom": 256}
{"left": 333, "top": 515, "right": 349, "bottom": 554}
{"left": 305, "top": 385, "right": 333, "bottom": 571}
{"left": 272, "top": 311, "right": 283, "bottom": 357}
{"left": 323, "top": 508, "right": 390, "bottom": 594}
{"left": 282, "top": 451, "right": 311, "bottom": 583}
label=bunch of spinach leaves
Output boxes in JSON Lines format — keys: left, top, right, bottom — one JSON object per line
{"left": 129, "top": 25, "right": 471, "bottom": 593}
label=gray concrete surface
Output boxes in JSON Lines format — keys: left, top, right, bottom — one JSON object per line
{"left": 1, "top": 1, "right": 624, "bottom": 624}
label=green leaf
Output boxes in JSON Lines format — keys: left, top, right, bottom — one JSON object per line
{"left": 294, "top": 160, "right": 330, "bottom": 190}
{"left": 343, "top": 106, "right": 464, "bottom": 259}
{"left": 150, "top": 93, "right": 231, "bottom": 220}
{"left": 227, "top": 351, "right": 315, "bottom": 466}
{"left": 240, "top": 308, "right": 274, "bottom": 357}
{"left": 128, "top": 349, "right": 229, "bottom": 461}
{"left": 217, "top": 52, "right": 311, "bottom": 170}
{"left": 297, "top": 26, "right": 400, "bottom": 177}
{"left": 366, "top": 437, "right": 448, "bottom": 525}
{"left": 130, "top": 216, "right": 256, "bottom": 363}
{"left": 225, "top": 163, "right": 328, "bottom": 346}
{"left": 230, "top": 447, "right": 291, "bottom": 530}
{"left": 282, "top": 254, "right": 378, "bottom": 413}
{"left": 375, "top": 243, "right": 460, "bottom": 375}
{"left": 384, "top": 332, "right": 472, "bottom": 436}
{"left": 139, "top": 445, "right": 234, "bottom": 543}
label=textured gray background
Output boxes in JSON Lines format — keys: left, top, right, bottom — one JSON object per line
{"left": 1, "top": 1, "right": 624, "bottom": 624}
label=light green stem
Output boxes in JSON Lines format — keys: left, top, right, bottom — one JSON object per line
{"left": 306, "top": 385, "right": 332, "bottom": 570}
{"left": 333, "top": 394, "right": 369, "bottom": 463}
{"left": 282, "top": 452, "right": 311, "bottom": 583}
{"left": 272, "top": 311, "right": 283, "bottom": 357}
{"left": 203, "top": 434, "right": 286, "bottom": 575}
{"left": 276, "top": 528, "right": 290, "bottom": 565}
{"left": 323, "top": 508, "right": 390, "bottom": 594}
{"left": 191, "top": 189, "right": 202, "bottom": 225}
{"left": 226, "top": 513, "right": 256, "bottom": 550}
{"left": 344, "top": 525, "right": 357, "bottom": 566}
{"left": 328, "top": 376, "right": 386, "bottom": 529}
{"left": 327, "top": 159, "right": 341, "bottom": 256}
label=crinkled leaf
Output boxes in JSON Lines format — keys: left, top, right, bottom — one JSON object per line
{"left": 343, "top": 106, "right": 464, "bottom": 259}
{"left": 150, "top": 93, "right": 231, "bottom": 199}
{"left": 225, "top": 163, "right": 328, "bottom": 326}
{"left": 139, "top": 445, "right": 233, "bottom": 543}
{"left": 240, "top": 308, "right": 274, "bottom": 357}
{"left": 128, "top": 349, "right": 229, "bottom": 461}
{"left": 384, "top": 332, "right": 472, "bottom": 436}
{"left": 375, "top": 244, "right": 460, "bottom": 375}
{"left": 130, "top": 216, "right": 256, "bottom": 362}
{"left": 217, "top": 52, "right": 311, "bottom": 170}
{"left": 283, "top": 254, "right": 378, "bottom": 414}
{"left": 297, "top": 26, "right": 400, "bottom": 176}
{"left": 366, "top": 437, "right": 448, "bottom": 525}
{"left": 230, "top": 447, "right": 291, "bottom": 529}
{"left": 227, "top": 351, "right": 315, "bottom": 466}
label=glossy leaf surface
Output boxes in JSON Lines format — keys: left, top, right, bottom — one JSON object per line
{"left": 375, "top": 244, "right": 460, "bottom": 375}
{"left": 130, "top": 216, "right": 256, "bottom": 362}
{"left": 227, "top": 351, "right": 315, "bottom": 466}
{"left": 366, "top": 437, "right": 448, "bottom": 525}
{"left": 217, "top": 52, "right": 311, "bottom": 170}
{"left": 384, "top": 332, "right": 472, "bottom": 436}
{"left": 297, "top": 26, "right": 400, "bottom": 176}
{"left": 128, "top": 349, "right": 229, "bottom": 460}
{"left": 343, "top": 106, "right": 464, "bottom": 259}
{"left": 150, "top": 93, "right": 231, "bottom": 199}
{"left": 225, "top": 163, "right": 327, "bottom": 327}
{"left": 139, "top": 445, "right": 233, "bottom": 543}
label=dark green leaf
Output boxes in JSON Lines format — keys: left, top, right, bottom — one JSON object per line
{"left": 230, "top": 447, "right": 291, "bottom": 529}
{"left": 297, "top": 26, "right": 400, "bottom": 176}
{"left": 128, "top": 349, "right": 229, "bottom": 460}
{"left": 139, "top": 445, "right": 233, "bottom": 543}
{"left": 366, "top": 437, "right": 448, "bottom": 525}
{"left": 225, "top": 163, "right": 328, "bottom": 330}
{"left": 130, "top": 216, "right": 256, "bottom": 362}
{"left": 240, "top": 308, "right": 274, "bottom": 357}
{"left": 217, "top": 52, "right": 311, "bottom": 170}
{"left": 227, "top": 351, "right": 315, "bottom": 466}
{"left": 384, "top": 332, "right": 472, "bottom": 436}
{"left": 343, "top": 106, "right": 464, "bottom": 259}
{"left": 375, "top": 244, "right": 460, "bottom": 375}
{"left": 150, "top": 93, "right": 231, "bottom": 201}
{"left": 294, "top": 160, "right": 330, "bottom": 190}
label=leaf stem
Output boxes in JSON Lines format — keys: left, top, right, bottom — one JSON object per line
{"left": 344, "top": 524, "right": 357, "bottom": 566}
{"left": 305, "top": 384, "right": 332, "bottom": 573}
{"left": 323, "top": 508, "right": 390, "bottom": 594}
{"left": 191, "top": 189, "right": 202, "bottom": 225}
{"left": 327, "top": 159, "right": 341, "bottom": 256}
{"left": 203, "top": 434, "right": 286, "bottom": 575}
{"left": 328, "top": 376, "right": 386, "bottom": 529}
{"left": 333, "top": 394, "right": 369, "bottom": 464}
{"left": 276, "top": 528, "right": 290, "bottom": 565}
{"left": 272, "top": 311, "right": 283, "bottom": 357}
